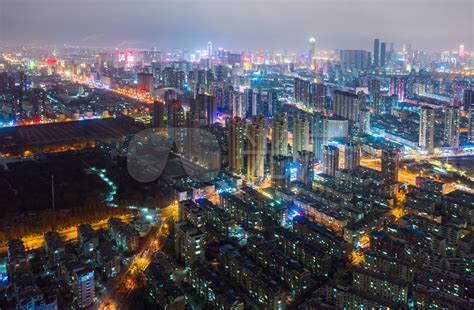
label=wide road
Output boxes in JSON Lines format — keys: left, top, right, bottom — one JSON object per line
{"left": 360, "top": 158, "right": 417, "bottom": 185}
{"left": 0, "top": 215, "right": 132, "bottom": 255}
{"left": 360, "top": 157, "right": 474, "bottom": 194}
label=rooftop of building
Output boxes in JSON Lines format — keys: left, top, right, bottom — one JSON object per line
{"left": 191, "top": 263, "right": 243, "bottom": 305}
{"left": 44, "top": 231, "right": 65, "bottom": 249}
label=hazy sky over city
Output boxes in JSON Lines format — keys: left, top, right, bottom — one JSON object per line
{"left": 1, "top": 0, "right": 472, "bottom": 52}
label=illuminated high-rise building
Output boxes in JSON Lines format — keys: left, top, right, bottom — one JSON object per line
{"left": 252, "top": 91, "right": 262, "bottom": 116}
{"left": 175, "top": 221, "right": 205, "bottom": 266}
{"left": 193, "top": 94, "right": 216, "bottom": 126}
{"left": 231, "top": 90, "right": 244, "bottom": 118}
{"left": 343, "top": 142, "right": 360, "bottom": 171}
{"left": 359, "top": 109, "right": 371, "bottom": 135}
{"left": 168, "top": 101, "right": 186, "bottom": 128}
{"left": 380, "top": 42, "right": 386, "bottom": 68}
{"left": 162, "top": 67, "right": 178, "bottom": 88}
{"left": 465, "top": 89, "right": 474, "bottom": 142}
{"left": 444, "top": 106, "right": 460, "bottom": 149}
{"left": 136, "top": 72, "right": 154, "bottom": 94}
{"left": 246, "top": 121, "right": 266, "bottom": 182}
{"left": 463, "top": 89, "right": 473, "bottom": 112}
{"left": 308, "top": 37, "right": 316, "bottom": 65}
{"left": 339, "top": 50, "right": 370, "bottom": 71}
{"left": 419, "top": 106, "right": 435, "bottom": 154}
{"left": 459, "top": 44, "right": 465, "bottom": 59}
{"left": 322, "top": 145, "right": 339, "bottom": 177}
{"left": 368, "top": 79, "right": 382, "bottom": 115}
{"left": 168, "top": 101, "right": 187, "bottom": 154}
{"left": 244, "top": 88, "right": 255, "bottom": 117}
{"left": 389, "top": 77, "right": 406, "bottom": 102}
{"left": 17, "top": 71, "right": 27, "bottom": 121}
{"left": 313, "top": 115, "right": 349, "bottom": 162}
{"left": 266, "top": 89, "right": 279, "bottom": 117}
{"left": 297, "top": 150, "right": 314, "bottom": 186}
{"left": 271, "top": 112, "right": 288, "bottom": 157}
{"left": 207, "top": 41, "right": 213, "bottom": 69}
{"left": 229, "top": 117, "right": 246, "bottom": 174}
{"left": 311, "top": 82, "right": 326, "bottom": 112}
{"left": 271, "top": 156, "right": 292, "bottom": 189}
{"left": 332, "top": 90, "right": 360, "bottom": 123}
{"left": 72, "top": 266, "right": 95, "bottom": 308}
{"left": 152, "top": 100, "right": 166, "bottom": 129}
{"left": 293, "top": 116, "right": 310, "bottom": 159}
{"left": 470, "top": 109, "right": 474, "bottom": 143}
{"left": 381, "top": 148, "right": 399, "bottom": 184}
{"left": 373, "top": 39, "right": 380, "bottom": 67}
{"left": 462, "top": 89, "right": 474, "bottom": 142}
{"left": 313, "top": 113, "right": 325, "bottom": 162}
{"left": 294, "top": 78, "right": 310, "bottom": 105}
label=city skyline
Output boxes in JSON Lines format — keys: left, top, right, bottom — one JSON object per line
{"left": 1, "top": 0, "right": 472, "bottom": 52}
{"left": 0, "top": 1, "right": 473, "bottom": 309}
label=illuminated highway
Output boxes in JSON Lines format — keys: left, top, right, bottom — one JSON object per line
{"left": 69, "top": 74, "right": 162, "bottom": 105}
{"left": 0, "top": 215, "right": 132, "bottom": 255}
{"left": 360, "top": 158, "right": 418, "bottom": 185}
{"left": 360, "top": 157, "right": 474, "bottom": 194}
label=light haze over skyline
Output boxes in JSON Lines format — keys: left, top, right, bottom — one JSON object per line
{"left": 1, "top": 0, "right": 472, "bottom": 52}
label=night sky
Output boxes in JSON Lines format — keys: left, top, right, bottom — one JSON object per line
{"left": 1, "top": 0, "right": 472, "bottom": 52}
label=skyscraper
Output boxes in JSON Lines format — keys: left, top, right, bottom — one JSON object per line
{"left": 462, "top": 89, "right": 474, "bottom": 142}
{"left": 152, "top": 100, "right": 166, "bottom": 129}
{"left": 381, "top": 148, "right": 399, "bottom": 184}
{"left": 311, "top": 82, "right": 326, "bottom": 113}
{"left": 297, "top": 150, "right": 314, "bottom": 186}
{"left": 419, "top": 106, "right": 435, "bottom": 154}
{"left": 271, "top": 156, "right": 292, "bottom": 189}
{"left": 459, "top": 44, "right": 465, "bottom": 59}
{"left": 322, "top": 145, "right": 339, "bottom": 177}
{"left": 207, "top": 41, "right": 213, "bottom": 69}
{"left": 246, "top": 122, "right": 266, "bottom": 182}
{"left": 266, "top": 89, "right": 279, "bottom": 117}
{"left": 193, "top": 94, "right": 216, "bottom": 126}
{"left": 308, "top": 37, "right": 316, "bottom": 65}
{"left": 463, "top": 89, "right": 473, "bottom": 112}
{"left": 380, "top": 42, "right": 386, "bottom": 68}
{"left": 293, "top": 116, "right": 310, "bottom": 159}
{"left": 231, "top": 90, "right": 244, "bottom": 118}
{"left": 313, "top": 113, "right": 325, "bottom": 162}
{"left": 18, "top": 71, "right": 27, "bottom": 121}
{"left": 444, "top": 106, "right": 460, "bottom": 149}
{"left": 373, "top": 39, "right": 380, "bottom": 67}
{"left": 357, "top": 109, "right": 370, "bottom": 135}
{"left": 251, "top": 91, "right": 262, "bottom": 116}
{"left": 168, "top": 101, "right": 187, "bottom": 154}
{"left": 244, "top": 88, "right": 255, "bottom": 117}
{"left": 343, "top": 142, "right": 360, "bottom": 171}
{"left": 294, "top": 78, "right": 310, "bottom": 105}
{"left": 72, "top": 266, "right": 95, "bottom": 308}
{"left": 229, "top": 117, "right": 246, "bottom": 174}
{"left": 271, "top": 112, "right": 288, "bottom": 157}
{"left": 167, "top": 101, "right": 186, "bottom": 128}
{"left": 389, "top": 76, "right": 406, "bottom": 102}
{"left": 313, "top": 115, "right": 349, "bottom": 162}
{"left": 136, "top": 72, "right": 154, "bottom": 94}
{"left": 332, "top": 90, "right": 360, "bottom": 123}
{"left": 339, "top": 50, "right": 370, "bottom": 71}
{"left": 368, "top": 79, "right": 382, "bottom": 115}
